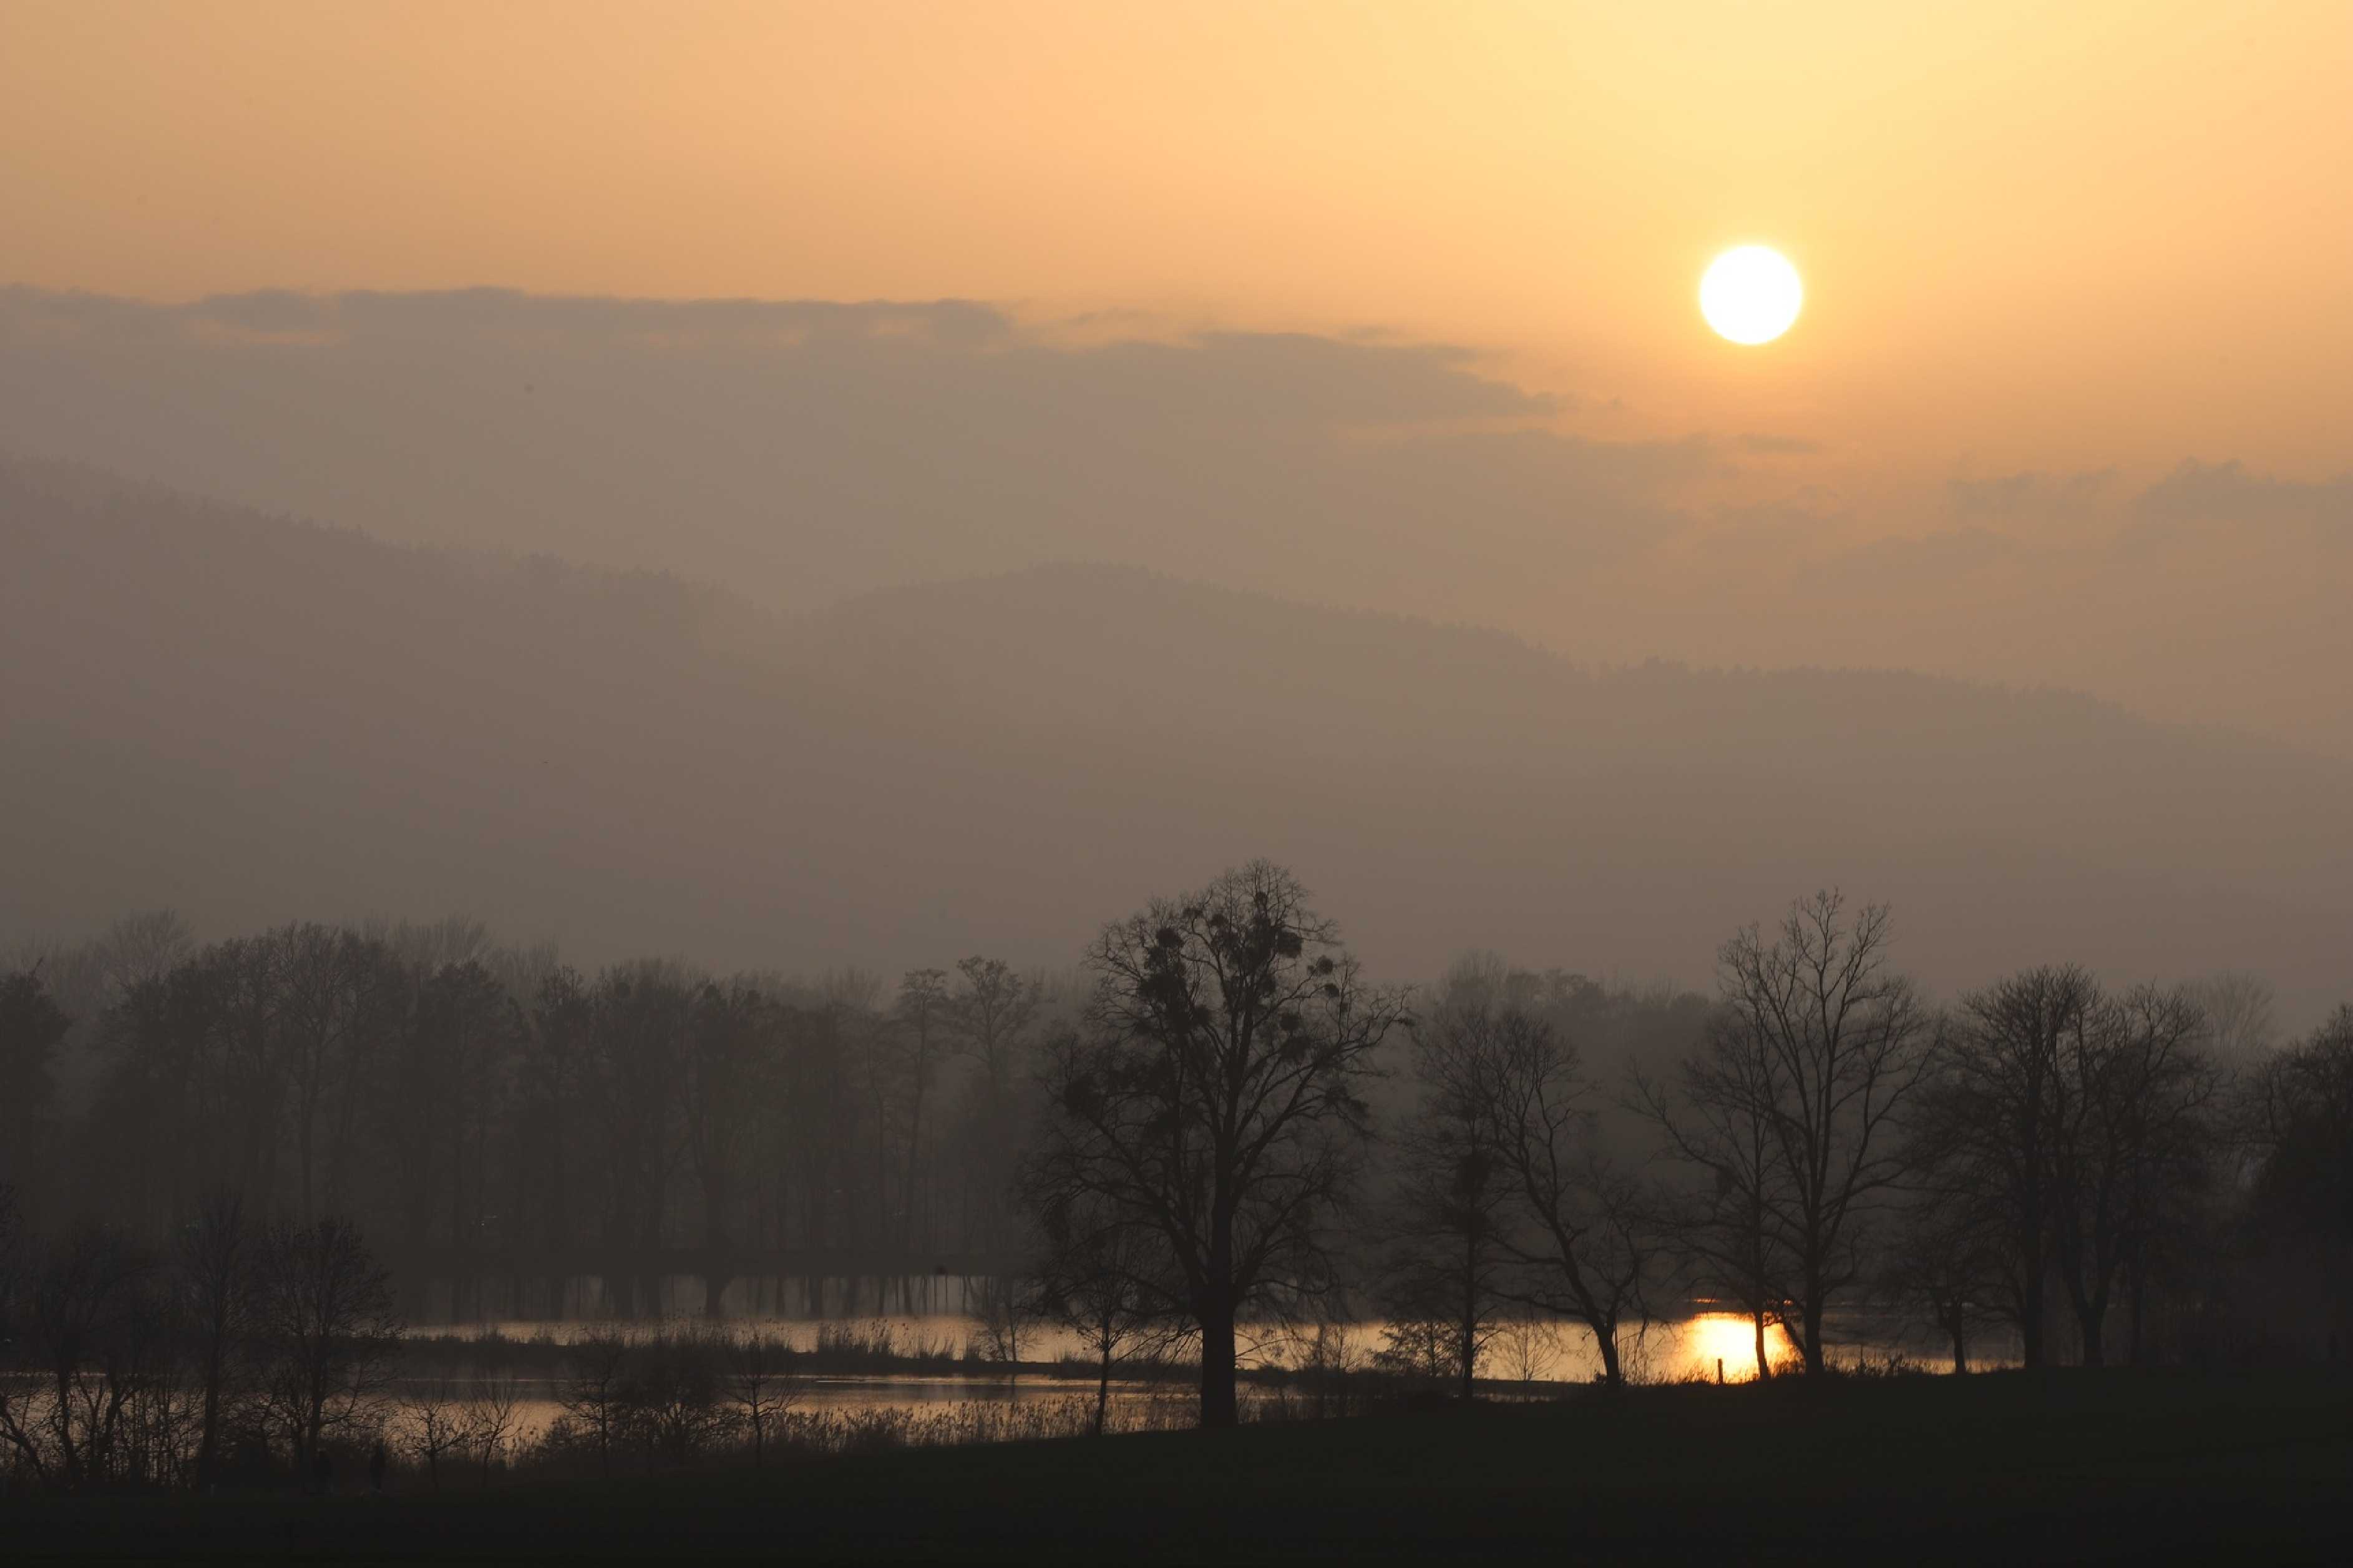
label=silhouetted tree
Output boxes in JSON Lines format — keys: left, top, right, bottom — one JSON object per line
{"left": 684, "top": 980, "right": 777, "bottom": 1315}
{"left": 273, "top": 924, "right": 370, "bottom": 1224}
{"left": 1378, "top": 985, "right": 1517, "bottom": 1398}
{"left": 618, "top": 1327, "right": 732, "bottom": 1466}
{"left": 177, "top": 1188, "right": 257, "bottom": 1489}
{"left": 558, "top": 1323, "right": 634, "bottom": 1478}
{"left": 2246, "top": 1007, "right": 2353, "bottom": 1355}
{"left": 0, "top": 970, "right": 69, "bottom": 1216}
{"left": 1920, "top": 967, "right": 2223, "bottom": 1366}
{"left": 1031, "top": 1189, "right": 1177, "bottom": 1435}
{"left": 1029, "top": 861, "right": 1405, "bottom": 1426}
{"left": 515, "top": 967, "right": 595, "bottom": 1312}
{"left": 2057, "top": 985, "right": 2219, "bottom": 1365}
{"left": 0, "top": 1223, "right": 167, "bottom": 1490}
{"left": 1642, "top": 893, "right": 1933, "bottom": 1375}
{"left": 1913, "top": 965, "right": 2092, "bottom": 1366}
{"left": 394, "top": 1380, "right": 466, "bottom": 1490}
{"left": 726, "top": 1332, "right": 798, "bottom": 1464}
{"left": 2251, "top": 1008, "right": 2353, "bottom": 1236}
{"left": 252, "top": 1215, "right": 401, "bottom": 1488}
{"left": 585, "top": 965, "right": 694, "bottom": 1313}
{"left": 462, "top": 1375, "right": 524, "bottom": 1484}
{"left": 948, "top": 956, "right": 1043, "bottom": 1255}
{"left": 1880, "top": 1194, "right": 2002, "bottom": 1372}
{"left": 891, "top": 969, "right": 952, "bottom": 1254}
{"left": 967, "top": 1272, "right": 1037, "bottom": 1387}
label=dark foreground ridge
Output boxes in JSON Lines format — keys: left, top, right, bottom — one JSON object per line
{"left": 16, "top": 1371, "right": 2351, "bottom": 1564}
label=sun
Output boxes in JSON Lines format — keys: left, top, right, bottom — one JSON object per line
{"left": 1700, "top": 245, "right": 1803, "bottom": 344}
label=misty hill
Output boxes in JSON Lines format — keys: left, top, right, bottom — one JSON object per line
{"left": 6, "top": 460, "right": 2349, "bottom": 1018}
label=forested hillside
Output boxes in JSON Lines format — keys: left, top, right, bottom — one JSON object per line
{"left": 7, "top": 459, "right": 2351, "bottom": 1020}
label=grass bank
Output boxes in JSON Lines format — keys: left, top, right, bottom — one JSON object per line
{"left": 12, "top": 1369, "right": 2352, "bottom": 1563}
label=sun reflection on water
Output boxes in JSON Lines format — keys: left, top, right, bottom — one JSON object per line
{"left": 1675, "top": 1312, "right": 1800, "bottom": 1383}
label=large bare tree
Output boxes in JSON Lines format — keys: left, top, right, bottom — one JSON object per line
{"left": 1378, "top": 995, "right": 1517, "bottom": 1398}
{"left": 2050, "top": 984, "right": 2219, "bottom": 1365}
{"left": 1028, "top": 861, "right": 1405, "bottom": 1427}
{"left": 1914, "top": 964, "right": 2098, "bottom": 1367}
{"left": 1642, "top": 892, "right": 1933, "bottom": 1375}
{"left": 1921, "top": 968, "right": 2221, "bottom": 1366}
{"left": 1390, "top": 981, "right": 1662, "bottom": 1391}
{"left": 1478, "top": 1003, "right": 1661, "bottom": 1388}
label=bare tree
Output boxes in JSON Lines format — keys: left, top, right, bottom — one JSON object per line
{"left": 1640, "top": 892, "right": 1933, "bottom": 1376}
{"left": 90, "top": 910, "right": 193, "bottom": 998}
{"left": 1491, "top": 1316, "right": 1564, "bottom": 1391}
{"left": 251, "top": 1215, "right": 402, "bottom": 1488}
{"left": 967, "top": 1272, "right": 1036, "bottom": 1386}
{"left": 0, "top": 970, "right": 69, "bottom": 1210}
{"left": 1033, "top": 1189, "right": 1181, "bottom": 1436}
{"left": 1379, "top": 994, "right": 1516, "bottom": 1398}
{"left": 1468, "top": 1001, "right": 1662, "bottom": 1388}
{"left": 585, "top": 964, "right": 694, "bottom": 1314}
{"left": 725, "top": 1332, "right": 799, "bottom": 1465}
{"left": 2188, "top": 971, "right": 2277, "bottom": 1063}
{"left": 2051, "top": 985, "right": 2219, "bottom": 1365}
{"left": 1028, "top": 862, "right": 1406, "bottom": 1426}
{"left": 1914, "top": 964, "right": 2097, "bottom": 1366}
{"left": 619, "top": 1327, "right": 733, "bottom": 1466}
{"left": 948, "top": 956, "right": 1043, "bottom": 1254}
{"left": 683, "top": 979, "right": 776, "bottom": 1317}
{"left": 176, "top": 1188, "right": 256, "bottom": 1489}
{"left": 0, "top": 1224, "right": 167, "bottom": 1491}
{"left": 1879, "top": 1194, "right": 2002, "bottom": 1372}
{"left": 462, "top": 1375, "right": 524, "bottom": 1484}
{"left": 394, "top": 1381, "right": 467, "bottom": 1490}
{"left": 558, "top": 1323, "right": 634, "bottom": 1478}
{"left": 2249, "top": 1006, "right": 2353, "bottom": 1246}
{"left": 891, "top": 968, "right": 952, "bottom": 1254}
{"left": 273, "top": 924, "right": 368, "bottom": 1225}
{"left": 1921, "top": 968, "right": 2224, "bottom": 1366}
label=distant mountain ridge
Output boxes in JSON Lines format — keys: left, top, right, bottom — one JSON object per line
{"left": 5, "top": 460, "right": 2348, "bottom": 1020}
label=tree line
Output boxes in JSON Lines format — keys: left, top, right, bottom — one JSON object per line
{"left": 6, "top": 861, "right": 2352, "bottom": 1446}
{"left": 1, "top": 917, "right": 1055, "bottom": 1319}
{"left": 1017, "top": 868, "right": 2349, "bottom": 1424}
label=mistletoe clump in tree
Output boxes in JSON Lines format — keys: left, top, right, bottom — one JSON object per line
{"left": 1029, "top": 861, "right": 1405, "bottom": 1428}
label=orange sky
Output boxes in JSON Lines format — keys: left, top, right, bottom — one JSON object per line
{"left": 5, "top": 0, "right": 2347, "bottom": 492}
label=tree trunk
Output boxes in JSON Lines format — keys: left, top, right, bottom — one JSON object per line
{"left": 2068, "top": 1265, "right": 2110, "bottom": 1368}
{"left": 1950, "top": 1320, "right": 1967, "bottom": 1375}
{"left": 1753, "top": 1309, "right": 1770, "bottom": 1380}
{"left": 2019, "top": 1264, "right": 2045, "bottom": 1368}
{"left": 1198, "top": 1305, "right": 1239, "bottom": 1428}
{"left": 2126, "top": 1258, "right": 2147, "bottom": 1366}
{"left": 195, "top": 1342, "right": 225, "bottom": 1488}
{"left": 1456, "top": 1223, "right": 1483, "bottom": 1401}
{"left": 1095, "top": 1332, "right": 1113, "bottom": 1438}
{"left": 1595, "top": 1323, "right": 1623, "bottom": 1387}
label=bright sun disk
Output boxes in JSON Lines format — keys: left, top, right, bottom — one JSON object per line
{"left": 1700, "top": 246, "right": 1803, "bottom": 344}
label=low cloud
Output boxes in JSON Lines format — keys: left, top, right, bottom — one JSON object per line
{"left": 2131, "top": 459, "right": 2353, "bottom": 530}
{"left": 0, "top": 287, "right": 1681, "bottom": 625}
{"left": 1946, "top": 468, "right": 2115, "bottom": 519}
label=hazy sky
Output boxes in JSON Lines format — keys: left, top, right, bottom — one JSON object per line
{"left": 7, "top": 1, "right": 2346, "bottom": 472}
{"left": 3, "top": 1, "right": 2349, "bottom": 752}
